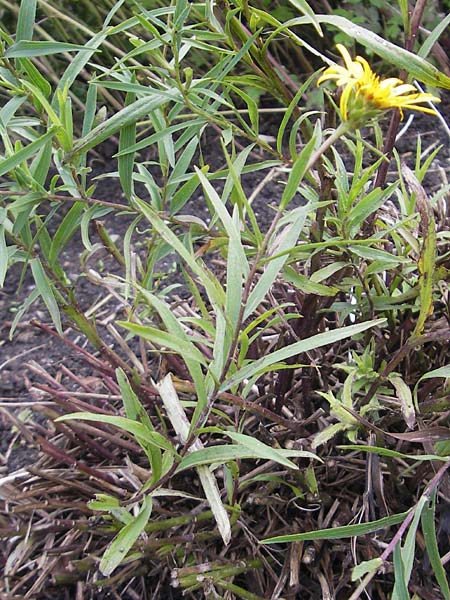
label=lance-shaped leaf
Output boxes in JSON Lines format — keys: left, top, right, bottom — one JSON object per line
{"left": 156, "top": 374, "right": 231, "bottom": 545}
{"left": 221, "top": 318, "right": 386, "bottom": 393}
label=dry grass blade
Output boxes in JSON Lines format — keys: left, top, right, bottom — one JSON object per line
{"left": 155, "top": 374, "right": 231, "bottom": 545}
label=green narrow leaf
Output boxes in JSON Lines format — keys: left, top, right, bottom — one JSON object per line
{"left": 421, "top": 492, "right": 450, "bottom": 599}
{"left": 226, "top": 431, "right": 313, "bottom": 470}
{"left": 56, "top": 412, "right": 173, "bottom": 452}
{"left": 70, "top": 91, "right": 179, "bottom": 157}
{"left": 352, "top": 557, "right": 383, "bottom": 582}
{"left": 0, "top": 96, "right": 27, "bottom": 126}
{"left": 18, "top": 56, "right": 52, "bottom": 99}
{"left": 16, "top": 0, "right": 37, "bottom": 41}
{"left": 114, "top": 118, "right": 204, "bottom": 158}
{"left": 115, "top": 367, "right": 163, "bottom": 480}
{"left": 417, "top": 365, "right": 450, "bottom": 383}
{"left": 284, "top": 267, "right": 339, "bottom": 297}
{"left": 9, "top": 288, "right": 40, "bottom": 338}
{"left": 393, "top": 494, "right": 429, "bottom": 600}
{"left": 403, "top": 166, "right": 436, "bottom": 337}
{"left": 225, "top": 208, "right": 244, "bottom": 328}
{"left": 338, "top": 445, "right": 449, "bottom": 462}
{"left": 397, "top": 0, "right": 410, "bottom": 32}
{"left": 0, "top": 127, "right": 58, "bottom": 178}
{"left": 99, "top": 496, "right": 152, "bottom": 576}
{"left": 30, "top": 139, "right": 52, "bottom": 185}
{"left": 116, "top": 321, "right": 208, "bottom": 367}
{"left": 116, "top": 368, "right": 152, "bottom": 429}
{"left": 221, "top": 318, "right": 386, "bottom": 393}
{"left": 167, "top": 135, "right": 198, "bottom": 186}
{"left": 281, "top": 122, "right": 320, "bottom": 209}
{"left": 286, "top": 0, "right": 322, "bottom": 33}
{"left": 393, "top": 542, "right": 410, "bottom": 600}
{"left": 243, "top": 203, "right": 315, "bottom": 320}
{"left": 389, "top": 374, "right": 415, "bottom": 429}
{"left": 176, "top": 445, "right": 318, "bottom": 472}
{"left": 118, "top": 78, "right": 136, "bottom": 200}
{"left": 156, "top": 374, "right": 231, "bottom": 545}
{"left": 0, "top": 227, "right": 7, "bottom": 286}
{"left": 347, "top": 184, "right": 397, "bottom": 236}
{"left": 5, "top": 41, "right": 95, "bottom": 58}
{"left": 418, "top": 14, "right": 450, "bottom": 59}
{"left": 82, "top": 82, "right": 98, "bottom": 137}
{"left": 58, "top": 30, "right": 110, "bottom": 91}
{"left": 262, "top": 509, "right": 411, "bottom": 543}
{"left": 29, "top": 257, "right": 62, "bottom": 333}
{"left": 135, "top": 198, "right": 225, "bottom": 313}
{"left": 171, "top": 167, "right": 205, "bottom": 214}
{"left": 88, "top": 493, "right": 120, "bottom": 512}
{"left": 48, "top": 202, "right": 84, "bottom": 266}
{"left": 195, "top": 167, "right": 249, "bottom": 275}
{"left": 276, "top": 73, "right": 318, "bottom": 155}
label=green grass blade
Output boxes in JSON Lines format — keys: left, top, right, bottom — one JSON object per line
{"left": 0, "top": 127, "right": 58, "bottom": 178}
{"left": 393, "top": 494, "right": 429, "bottom": 599}
{"left": 135, "top": 198, "right": 225, "bottom": 312}
{"left": 261, "top": 509, "right": 410, "bottom": 543}
{"left": 16, "top": 0, "right": 37, "bottom": 41}
{"left": 99, "top": 496, "right": 152, "bottom": 576}
{"left": 221, "top": 318, "right": 386, "bottom": 393}
{"left": 226, "top": 431, "right": 317, "bottom": 469}
{"left": 5, "top": 41, "right": 94, "bottom": 58}
{"left": 176, "top": 444, "right": 318, "bottom": 473}
{"left": 70, "top": 92, "right": 179, "bottom": 157}
{"left": 48, "top": 202, "right": 84, "bottom": 266}
{"left": 56, "top": 412, "right": 173, "bottom": 451}
{"left": 393, "top": 542, "right": 410, "bottom": 600}
{"left": 418, "top": 14, "right": 450, "bottom": 60}
{"left": 421, "top": 491, "right": 450, "bottom": 599}
{"left": 243, "top": 203, "right": 314, "bottom": 320}
{"left": 116, "top": 322, "right": 208, "bottom": 367}
{"left": 29, "top": 257, "right": 62, "bottom": 334}
{"left": 118, "top": 79, "right": 136, "bottom": 200}
{"left": 0, "top": 226, "right": 7, "bottom": 287}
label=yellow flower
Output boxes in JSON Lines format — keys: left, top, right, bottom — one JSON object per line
{"left": 318, "top": 44, "right": 440, "bottom": 123}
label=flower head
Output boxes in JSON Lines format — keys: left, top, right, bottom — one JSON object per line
{"left": 318, "top": 44, "right": 440, "bottom": 124}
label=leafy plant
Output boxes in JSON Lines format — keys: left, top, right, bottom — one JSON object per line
{"left": 1, "top": 0, "right": 450, "bottom": 598}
